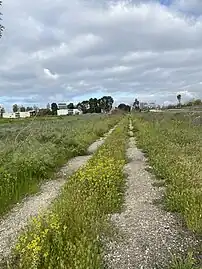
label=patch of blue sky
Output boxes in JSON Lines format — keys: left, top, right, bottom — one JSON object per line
{"left": 158, "top": 0, "right": 173, "bottom": 6}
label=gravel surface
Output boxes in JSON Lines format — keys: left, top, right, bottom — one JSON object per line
{"left": 0, "top": 126, "right": 116, "bottom": 263}
{"left": 105, "top": 120, "right": 198, "bottom": 269}
{"left": 87, "top": 126, "right": 116, "bottom": 154}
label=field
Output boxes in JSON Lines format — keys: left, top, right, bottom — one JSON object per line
{"left": 132, "top": 112, "right": 202, "bottom": 234}
{"left": 4, "top": 116, "right": 128, "bottom": 268}
{"left": 0, "top": 114, "right": 121, "bottom": 216}
{"left": 0, "top": 112, "right": 201, "bottom": 268}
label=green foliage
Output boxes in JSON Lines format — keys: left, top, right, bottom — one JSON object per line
{"left": 9, "top": 118, "right": 128, "bottom": 269}
{"left": 0, "top": 114, "right": 121, "bottom": 216}
{"left": 170, "top": 252, "right": 200, "bottom": 269}
{"left": 132, "top": 113, "right": 202, "bottom": 233}
{"left": 50, "top": 103, "right": 58, "bottom": 115}
{"left": 13, "top": 104, "right": 19, "bottom": 113}
{"left": 77, "top": 96, "right": 114, "bottom": 114}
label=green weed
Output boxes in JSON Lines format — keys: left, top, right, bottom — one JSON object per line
{"left": 5, "top": 117, "right": 128, "bottom": 269}
{"left": 0, "top": 114, "right": 122, "bottom": 216}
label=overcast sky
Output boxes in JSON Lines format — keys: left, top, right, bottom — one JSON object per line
{"left": 1, "top": 0, "right": 202, "bottom": 109}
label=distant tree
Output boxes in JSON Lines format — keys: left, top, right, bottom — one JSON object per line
{"left": 67, "top": 103, "right": 75, "bottom": 109}
{"left": 26, "top": 106, "right": 33, "bottom": 111}
{"left": 185, "top": 101, "right": 193, "bottom": 107}
{"left": 13, "top": 104, "right": 19, "bottom": 113}
{"left": 76, "top": 101, "right": 89, "bottom": 114}
{"left": 89, "top": 98, "right": 99, "bottom": 113}
{"left": 99, "top": 96, "right": 114, "bottom": 112}
{"left": 75, "top": 96, "right": 114, "bottom": 114}
{"left": 51, "top": 102, "right": 58, "bottom": 115}
{"left": 177, "top": 94, "right": 182, "bottom": 107}
{"left": 0, "top": 1, "right": 4, "bottom": 38}
{"left": 38, "top": 108, "right": 51, "bottom": 117}
{"left": 133, "top": 98, "right": 140, "bottom": 111}
{"left": 167, "top": 104, "right": 176, "bottom": 109}
{"left": 0, "top": 106, "right": 5, "bottom": 117}
{"left": 193, "top": 99, "right": 202, "bottom": 106}
{"left": 20, "top": 106, "right": 26, "bottom": 112}
{"left": 118, "top": 103, "right": 130, "bottom": 112}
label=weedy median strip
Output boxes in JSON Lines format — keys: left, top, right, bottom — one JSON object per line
{"left": 6, "top": 117, "right": 128, "bottom": 269}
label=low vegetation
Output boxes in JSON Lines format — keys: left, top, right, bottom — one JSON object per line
{"left": 6, "top": 117, "right": 128, "bottom": 268}
{"left": 131, "top": 112, "right": 202, "bottom": 267}
{"left": 0, "top": 114, "right": 121, "bottom": 216}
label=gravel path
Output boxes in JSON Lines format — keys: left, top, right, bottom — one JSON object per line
{"left": 105, "top": 121, "right": 198, "bottom": 269}
{"left": 0, "top": 126, "right": 116, "bottom": 263}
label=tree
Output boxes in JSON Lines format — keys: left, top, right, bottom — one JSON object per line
{"left": 193, "top": 99, "right": 202, "bottom": 106}
{"left": 177, "top": 94, "right": 181, "bottom": 107}
{"left": 118, "top": 103, "right": 130, "bottom": 112}
{"left": 0, "top": 106, "right": 5, "bottom": 117}
{"left": 38, "top": 108, "right": 51, "bottom": 116}
{"left": 99, "top": 96, "right": 114, "bottom": 112}
{"left": 20, "top": 106, "right": 26, "bottom": 112}
{"left": 26, "top": 106, "right": 33, "bottom": 111}
{"left": 89, "top": 98, "right": 99, "bottom": 113}
{"left": 13, "top": 104, "right": 19, "bottom": 113}
{"left": 133, "top": 98, "right": 140, "bottom": 111}
{"left": 76, "top": 101, "right": 89, "bottom": 114}
{"left": 51, "top": 103, "right": 58, "bottom": 115}
{"left": 0, "top": 1, "right": 4, "bottom": 38}
{"left": 67, "top": 103, "right": 74, "bottom": 109}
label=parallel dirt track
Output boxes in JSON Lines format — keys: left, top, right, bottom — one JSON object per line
{"left": 0, "top": 126, "right": 117, "bottom": 263}
{"left": 105, "top": 120, "right": 198, "bottom": 269}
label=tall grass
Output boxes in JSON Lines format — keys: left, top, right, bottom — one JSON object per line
{"left": 7, "top": 117, "right": 128, "bottom": 269}
{"left": 131, "top": 112, "right": 202, "bottom": 233}
{"left": 0, "top": 114, "right": 121, "bottom": 216}
{"left": 131, "top": 113, "right": 202, "bottom": 267}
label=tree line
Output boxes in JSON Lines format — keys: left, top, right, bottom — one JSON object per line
{"left": 1, "top": 96, "right": 143, "bottom": 117}
{"left": 8, "top": 96, "right": 115, "bottom": 116}
{"left": 51, "top": 96, "right": 114, "bottom": 115}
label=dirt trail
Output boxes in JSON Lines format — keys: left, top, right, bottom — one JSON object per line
{"left": 0, "top": 126, "right": 116, "bottom": 263}
{"left": 105, "top": 120, "right": 198, "bottom": 269}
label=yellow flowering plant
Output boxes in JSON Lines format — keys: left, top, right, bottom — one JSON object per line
{"left": 9, "top": 117, "right": 128, "bottom": 269}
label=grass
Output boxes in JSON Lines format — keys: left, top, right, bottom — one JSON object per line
{"left": 170, "top": 252, "right": 200, "bottom": 269}
{"left": 5, "top": 117, "right": 128, "bottom": 269}
{"left": 131, "top": 112, "right": 202, "bottom": 268}
{"left": 0, "top": 114, "right": 122, "bottom": 217}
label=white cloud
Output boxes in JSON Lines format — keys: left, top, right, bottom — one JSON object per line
{"left": 44, "top": 68, "right": 59, "bottom": 80}
{"left": 0, "top": 0, "right": 202, "bottom": 109}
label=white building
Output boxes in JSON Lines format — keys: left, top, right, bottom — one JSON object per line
{"left": 2, "top": 112, "right": 17, "bottom": 119}
{"left": 19, "top": 111, "right": 32, "bottom": 118}
{"left": 57, "top": 108, "right": 82, "bottom": 116}
{"left": 58, "top": 103, "right": 68, "bottom": 110}
{"left": 2, "top": 111, "right": 35, "bottom": 119}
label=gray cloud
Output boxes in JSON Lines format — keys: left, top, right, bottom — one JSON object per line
{"left": 0, "top": 0, "right": 202, "bottom": 110}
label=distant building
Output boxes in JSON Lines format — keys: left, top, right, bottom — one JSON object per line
{"left": 148, "top": 103, "right": 157, "bottom": 109}
{"left": 57, "top": 108, "right": 82, "bottom": 116}
{"left": 2, "top": 112, "right": 17, "bottom": 119}
{"left": 58, "top": 103, "right": 68, "bottom": 110}
{"left": 2, "top": 111, "right": 36, "bottom": 119}
{"left": 139, "top": 102, "right": 149, "bottom": 110}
